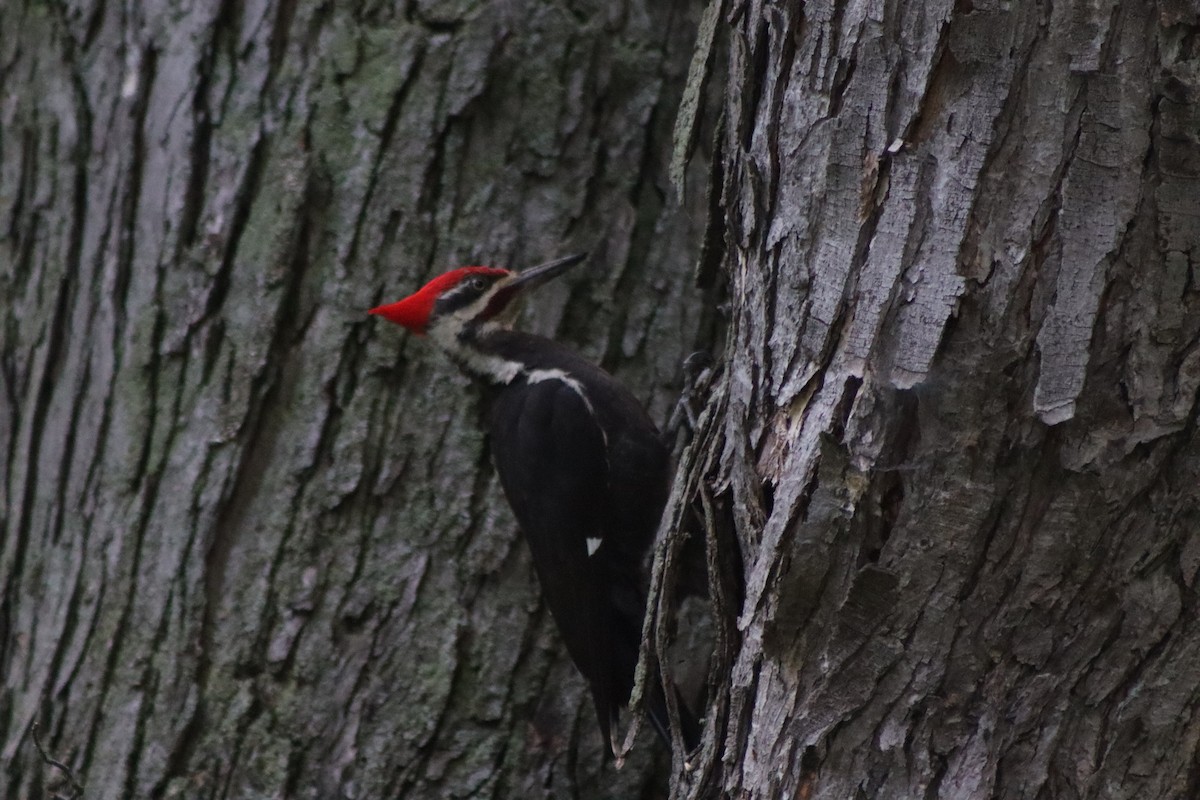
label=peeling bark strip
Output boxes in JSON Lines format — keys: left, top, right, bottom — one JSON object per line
{"left": 1, "top": 2, "right": 718, "bottom": 798}
{"left": 667, "top": 1, "right": 1200, "bottom": 798}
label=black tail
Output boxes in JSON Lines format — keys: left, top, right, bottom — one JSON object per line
{"left": 644, "top": 674, "right": 701, "bottom": 754}
{"left": 602, "top": 581, "right": 702, "bottom": 756}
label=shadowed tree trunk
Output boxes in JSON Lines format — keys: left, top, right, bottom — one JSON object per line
{"left": 661, "top": 1, "right": 1200, "bottom": 798}
{"left": 1, "top": 1, "right": 716, "bottom": 797}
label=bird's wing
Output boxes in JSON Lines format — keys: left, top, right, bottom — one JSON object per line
{"left": 488, "top": 376, "right": 611, "bottom": 621}
{"left": 487, "top": 376, "right": 631, "bottom": 737}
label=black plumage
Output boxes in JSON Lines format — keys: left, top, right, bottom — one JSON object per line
{"left": 482, "top": 331, "right": 696, "bottom": 752}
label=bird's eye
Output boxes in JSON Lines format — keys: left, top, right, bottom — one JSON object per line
{"left": 469, "top": 276, "right": 488, "bottom": 291}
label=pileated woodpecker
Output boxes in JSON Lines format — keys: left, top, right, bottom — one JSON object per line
{"left": 370, "top": 253, "right": 699, "bottom": 757}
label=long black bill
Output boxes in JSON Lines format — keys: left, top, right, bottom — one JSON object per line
{"left": 507, "top": 252, "right": 588, "bottom": 291}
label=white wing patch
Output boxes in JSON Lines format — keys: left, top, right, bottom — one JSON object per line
{"left": 525, "top": 368, "right": 604, "bottom": 451}
{"left": 526, "top": 368, "right": 592, "bottom": 407}
{"left": 586, "top": 537, "right": 602, "bottom": 557}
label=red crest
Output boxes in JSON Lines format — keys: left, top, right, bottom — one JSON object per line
{"left": 369, "top": 267, "right": 510, "bottom": 333}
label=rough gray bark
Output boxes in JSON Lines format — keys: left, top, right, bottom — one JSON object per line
{"left": 0, "top": 1, "right": 715, "bottom": 798}
{"left": 663, "top": 1, "right": 1200, "bottom": 798}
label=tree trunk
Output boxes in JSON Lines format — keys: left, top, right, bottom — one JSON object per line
{"left": 0, "top": 2, "right": 715, "bottom": 798}
{"left": 667, "top": 0, "right": 1200, "bottom": 798}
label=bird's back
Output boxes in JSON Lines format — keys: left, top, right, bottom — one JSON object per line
{"left": 478, "top": 329, "right": 672, "bottom": 746}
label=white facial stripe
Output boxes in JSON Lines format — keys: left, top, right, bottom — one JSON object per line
{"left": 586, "top": 537, "right": 602, "bottom": 556}
{"left": 429, "top": 321, "right": 523, "bottom": 382}
{"left": 457, "top": 349, "right": 523, "bottom": 383}
{"left": 442, "top": 284, "right": 474, "bottom": 302}
{"left": 425, "top": 331, "right": 600, "bottom": 403}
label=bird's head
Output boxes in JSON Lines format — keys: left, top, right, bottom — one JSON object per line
{"left": 369, "top": 253, "right": 586, "bottom": 343}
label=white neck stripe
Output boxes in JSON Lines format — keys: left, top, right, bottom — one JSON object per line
{"left": 427, "top": 322, "right": 594, "bottom": 411}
